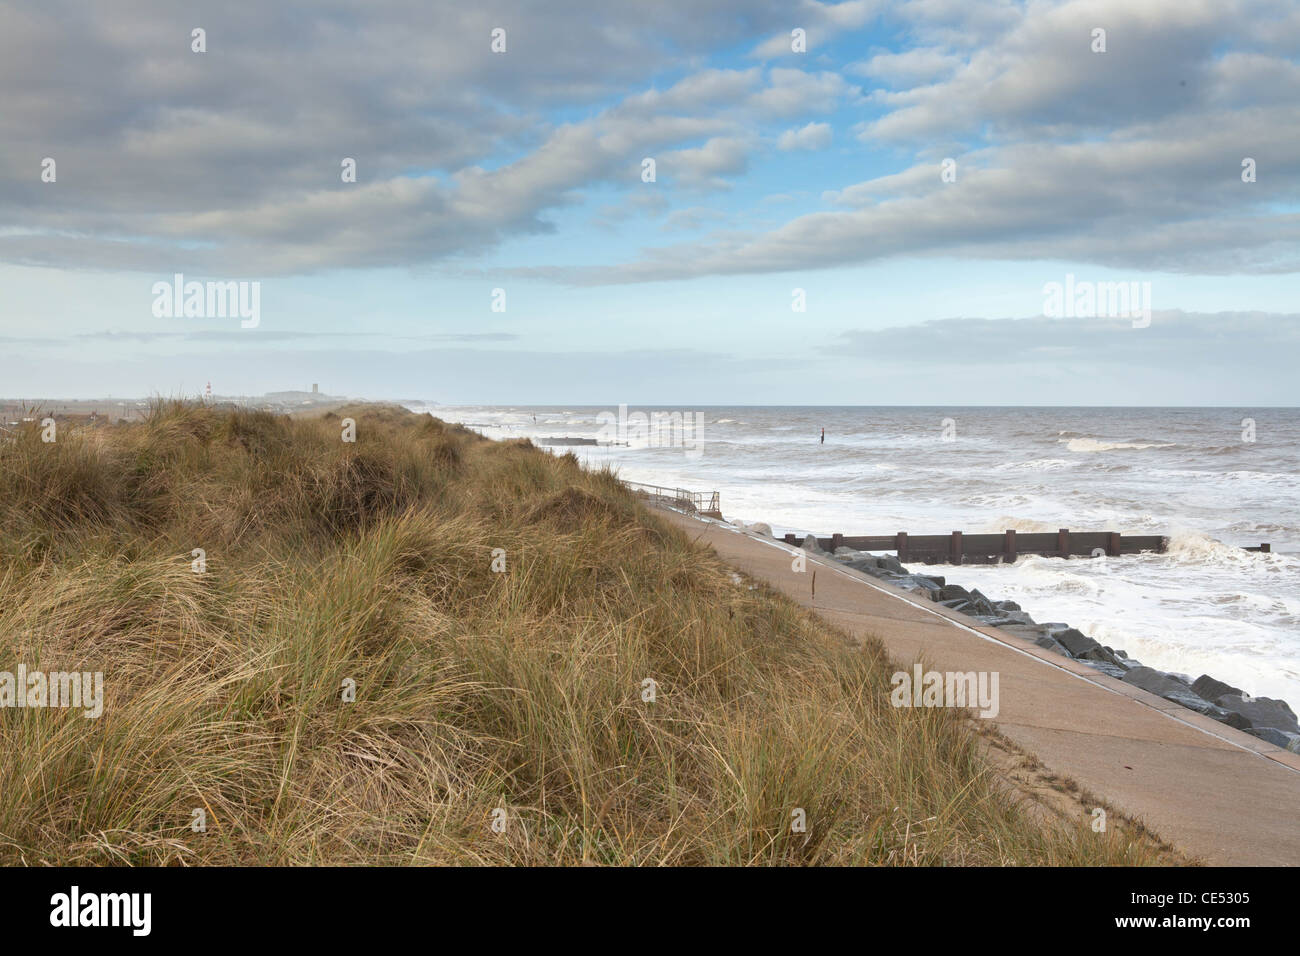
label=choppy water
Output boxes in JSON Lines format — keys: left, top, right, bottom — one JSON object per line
{"left": 411, "top": 404, "right": 1300, "bottom": 709}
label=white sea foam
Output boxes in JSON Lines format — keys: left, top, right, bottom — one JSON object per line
{"left": 993, "top": 458, "right": 1079, "bottom": 472}
{"left": 1062, "top": 437, "right": 1177, "bottom": 452}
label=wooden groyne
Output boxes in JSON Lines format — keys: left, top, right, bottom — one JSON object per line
{"left": 619, "top": 479, "right": 1273, "bottom": 563}
{"left": 781, "top": 529, "right": 1271, "bottom": 565}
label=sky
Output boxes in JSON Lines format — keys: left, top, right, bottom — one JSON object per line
{"left": 1, "top": 0, "right": 1298, "bottom": 405}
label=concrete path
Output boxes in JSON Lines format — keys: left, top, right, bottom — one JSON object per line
{"left": 658, "top": 507, "right": 1300, "bottom": 865}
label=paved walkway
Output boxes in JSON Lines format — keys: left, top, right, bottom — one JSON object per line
{"left": 658, "top": 508, "right": 1300, "bottom": 865}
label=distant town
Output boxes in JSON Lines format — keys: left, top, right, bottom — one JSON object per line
{"left": 0, "top": 386, "right": 388, "bottom": 427}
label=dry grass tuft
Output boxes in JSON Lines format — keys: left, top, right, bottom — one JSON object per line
{"left": 0, "top": 403, "right": 1172, "bottom": 865}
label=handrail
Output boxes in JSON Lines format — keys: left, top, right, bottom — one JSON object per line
{"left": 621, "top": 480, "right": 720, "bottom": 515}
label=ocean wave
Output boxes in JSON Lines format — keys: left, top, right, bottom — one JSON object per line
{"left": 1161, "top": 530, "right": 1296, "bottom": 566}
{"left": 1061, "top": 437, "right": 1177, "bottom": 453}
{"left": 1146, "top": 467, "right": 1298, "bottom": 487}
{"left": 992, "top": 458, "right": 1078, "bottom": 472}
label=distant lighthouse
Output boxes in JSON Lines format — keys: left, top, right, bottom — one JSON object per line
{"left": 205, "top": 381, "right": 212, "bottom": 403}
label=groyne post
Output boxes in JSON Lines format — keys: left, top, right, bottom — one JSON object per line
{"left": 1057, "top": 528, "right": 1070, "bottom": 558}
{"left": 1004, "top": 529, "right": 1016, "bottom": 563}
{"left": 950, "top": 530, "right": 963, "bottom": 565}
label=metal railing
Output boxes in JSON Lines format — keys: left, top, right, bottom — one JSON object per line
{"left": 622, "top": 480, "right": 721, "bottom": 515}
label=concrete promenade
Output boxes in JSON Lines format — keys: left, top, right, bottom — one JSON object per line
{"left": 659, "top": 508, "right": 1300, "bottom": 865}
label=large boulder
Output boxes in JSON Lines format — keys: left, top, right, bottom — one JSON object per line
{"left": 1214, "top": 694, "right": 1300, "bottom": 734}
{"left": 976, "top": 612, "right": 1035, "bottom": 628}
{"left": 1122, "top": 667, "right": 1250, "bottom": 729}
{"left": 937, "top": 584, "right": 970, "bottom": 603}
{"left": 1054, "top": 627, "right": 1102, "bottom": 658}
{"left": 801, "top": 534, "right": 824, "bottom": 554}
{"left": 1244, "top": 727, "right": 1300, "bottom": 750}
{"left": 748, "top": 522, "right": 773, "bottom": 538}
{"left": 1033, "top": 633, "right": 1071, "bottom": 657}
{"left": 1083, "top": 660, "right": 1129, "bottom": 680}
{"left": 1197, "top": 703, "right": 1252, "bottom": 730}
{"left": 1079, "top": 645, "right": 1128, "bottom": 668}
{"left": 877, "top": 554, "right": 906, "bottom": 574}
{"left": 1191, "top": 674, "right": 1243, "bottom": 702}
{"left": 992, "top": 624, "right": 1071, "bottom": 658}
{"left": 966, "top": 589, "right": 996, "bottom": 616}
{"left": 843, "top": 555, "right": 912, "bottom": 582}
{"left": 844, "top": 556, "right": 886, "bottom": 576}
{"left": 1122, "top": 666, "right": 1191, "bottom": 697}
{"left": 997, "top": 623, "right": 1043, "bottom": 640}
{"left": 896, "top": 575, "right": 942, "bottom": 596}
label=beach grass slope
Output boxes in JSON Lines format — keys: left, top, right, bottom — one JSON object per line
{"left": 0, "top": 402, "right": 1170, "bottom": 865}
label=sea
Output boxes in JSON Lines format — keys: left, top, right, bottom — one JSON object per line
{"left": 409, "top": 404, "right": 1300, "bottom": 710}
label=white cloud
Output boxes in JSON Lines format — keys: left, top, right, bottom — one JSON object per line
{"left": 750, "top": 0, "right": 883, "bottom": 57}
{"left": 848, "top": 47, "right": 961, "bottom": 85}
{"left": 748, "top": 68, "right": 856, "bottom": 117}
{"left": 662, "top": 137, "right": 753, "bottom": 189}
{"left": 531, "top": 99, "right": 1300, "bottom": 284}
{"left": 0, "top": 2, "right": 806, "bottom": 273}
{"left": 777, "top": 122, "right": 832, "bottom": 150}
{"left": 526, "top": 0, "right": 1300, "bottom": 284}
{"left": 4, "top": 0, "right": 1297, "bottom": 292}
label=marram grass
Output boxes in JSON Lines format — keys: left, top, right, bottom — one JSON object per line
{"left": 0, "top": 402, "right": 1171, "bottom": 865}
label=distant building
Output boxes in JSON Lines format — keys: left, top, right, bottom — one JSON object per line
{"left": 312, "top": 383, "right": 319, "bottom": 394}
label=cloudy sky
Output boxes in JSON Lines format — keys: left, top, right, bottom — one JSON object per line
{"left": 1, "top": 0, "right": 1297, "bottom": 404}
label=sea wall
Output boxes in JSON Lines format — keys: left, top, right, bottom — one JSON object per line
{"left": 738, "top": 520, "right": 1300, "bottom": 753}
